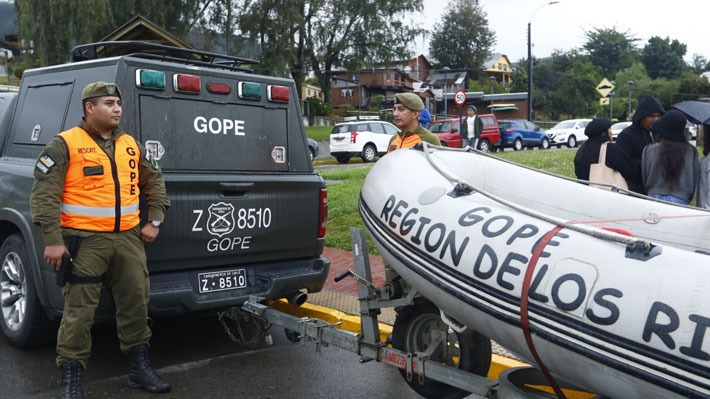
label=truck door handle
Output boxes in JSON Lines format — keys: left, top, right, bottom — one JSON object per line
{"left": 219, "top": 182, "right": 254, "bottom": 196}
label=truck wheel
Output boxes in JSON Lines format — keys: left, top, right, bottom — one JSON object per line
{"left": 335, "top": 156, "right": 350, "bottom": 164}
{"left": 0, "top": 234, "right": 53, "bottom": 347}
{"left": 391, "top": 301, "right": 492, "bottom": 399}
{"left": 478, "top": 139, "right": 491, "bottom": 153}
{"left": 513, "top": 138, "right": 523, "bottom": 151}
{"left": 361, "top": 144, "right": 377, "bottom": 163}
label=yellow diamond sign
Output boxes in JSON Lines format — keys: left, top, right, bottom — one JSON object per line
{"left": 596, "top": 78, "right": 615, "bottom": 98}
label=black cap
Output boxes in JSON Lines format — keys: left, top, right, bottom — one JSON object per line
{"left": 653, "top": 110, "right": 687, "bottom": 142}
{"left": 584, "top": 118, "right": 612, "bottom": 137}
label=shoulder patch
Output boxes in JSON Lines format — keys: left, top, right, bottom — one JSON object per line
{"left": 35, "top": 154, "right": 56, "bottom": 174}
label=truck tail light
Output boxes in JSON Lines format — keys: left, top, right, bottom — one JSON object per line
{"left": 136, "top": 69, "right": 165, "bottom": 90}
{"left": 174, "top": 74, "right": 201, "bottom": 93}
{"left": 267, "top": 85, "right": 289, "bottom": 103}
{"left": 318, "top": 188, "right": 328, "bottom": 239}
{"left": 207, "top": 82, "right": 231, "bottom": 94}
{"left": 350, "top": 131, "right": 358, "bottom": 143}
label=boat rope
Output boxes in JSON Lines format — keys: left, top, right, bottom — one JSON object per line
{"left": 522, "top": 224, "right": 568, "bottom": 399}
{"left": 418, "top": 142, "right": 655, "bottom": 251}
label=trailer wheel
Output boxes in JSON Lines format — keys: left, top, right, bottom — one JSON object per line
{"left": 391, "top": 301, "right": 491, "bottom": 399}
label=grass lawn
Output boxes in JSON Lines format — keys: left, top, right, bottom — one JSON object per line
{"left": 319, "top": 148, "right": 578, "bottom": 253}
{"left": 306, "top": 125, "right": 331, "bottom": 141}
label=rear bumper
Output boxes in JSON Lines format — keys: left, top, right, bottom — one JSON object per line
{"left": 147, "top": 256, "right": 330, "bottom": 316}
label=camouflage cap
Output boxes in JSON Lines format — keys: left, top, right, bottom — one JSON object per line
{"left": 394, "top": 92, "right": 424, "bottom": 111}
{"left": 82, "top": 81, "right": 122, "bottom": 101}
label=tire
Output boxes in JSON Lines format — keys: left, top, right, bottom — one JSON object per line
{"left": 335, "top": 156, "right": 350, "bottom": 164}
{"left": 0, "top": 234, "right": 54, "bottom": 347}
{"left": 478, "top": 139, "right": 491, "bottom": 153}
{"left": 567, "top": 135, "right": 577, "bottom": 148}
{"left": 540, "top": 138, "right": 550, "bottom": 150}
{"left": 513, "top": 138, "right": 523, "bottom": 151}
{"left": 361, "top": 144, "right": 377, "bottom": 163}
{"left": 309, "top": 148, "right": 316, "bottom": 163}
{"left": 391, "top": 301, "right": 492, "bottom": 399}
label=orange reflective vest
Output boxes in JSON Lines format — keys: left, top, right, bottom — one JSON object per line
{"left": 59, "top": 127, "right": 141, "bottom": 232}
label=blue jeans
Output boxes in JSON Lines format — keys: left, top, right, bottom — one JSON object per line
{"left": 649, "top": 193, "right": 688, "bottom": 205}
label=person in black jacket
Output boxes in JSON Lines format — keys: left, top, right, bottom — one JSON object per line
{"left": 574, "top": 118, "right": 633, "bottom": 182}
{"left": 615, "top": 95, "right": 665, "bottom": 194}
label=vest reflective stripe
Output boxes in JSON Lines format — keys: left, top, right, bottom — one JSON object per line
{"left": 60, "top": 203, "right": 140, "bottom": 217}
{"left": 59, "top": 127, "right": 141, "bottom": 232}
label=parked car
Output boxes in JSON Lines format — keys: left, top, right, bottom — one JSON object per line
{"left": 307, "top": 138, "right": 319, "bottom": 162}
{"left": 428, "top": 114, "right": 500, "bottom": 153}
{"left": 546, "top": 118, "right": 592, "bottom": 148}
{"left": 329, "top": 120, "right": 399, "bottom": 163}
{"left": 610, "top": 121, "right": 632, "bottom": 141}
{"left": 498, "top": 119, "right": 550, "bottom": 150}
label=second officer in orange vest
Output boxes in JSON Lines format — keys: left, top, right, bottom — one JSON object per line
{"left": 387, "top": 92, "right": 440, "bottom": 152}
{"left": 30, "top": 82, "right": 171, "bottom": 398}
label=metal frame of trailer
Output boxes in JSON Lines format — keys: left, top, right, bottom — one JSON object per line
{"left": 233, "top": 228, "right": 595, "bottom": 399}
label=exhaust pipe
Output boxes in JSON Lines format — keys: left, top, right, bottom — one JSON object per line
{"left": 287, "top": 291, "right": 308, "bottom": 307}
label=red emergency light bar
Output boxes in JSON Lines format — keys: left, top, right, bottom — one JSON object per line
{"left": 267, "top": 85, "right": 289, "bottom": 103}
{"left": 174, "top": 74, "right": 201, "bottom": 94}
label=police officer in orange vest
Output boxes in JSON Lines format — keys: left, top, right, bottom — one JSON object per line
{"left": 30, "top": 82, "right": 171, "bottom": 398}
{"left": 388, "top": 92, "right": 440, "bottom": 152}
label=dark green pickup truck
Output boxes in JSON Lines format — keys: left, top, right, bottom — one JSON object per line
{"left": 0, "top": 42, "right": 330, "bottom": 347}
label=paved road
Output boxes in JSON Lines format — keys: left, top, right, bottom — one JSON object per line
{"left": 3, "top": 314, "right": 426, "bottom": 398}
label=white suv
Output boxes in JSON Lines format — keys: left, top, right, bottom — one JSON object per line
{"left": 329, "top": 120, "right": 400, "bottom": 163}
{"left": 546, "top": 118, "right": 592, "bottom": 148}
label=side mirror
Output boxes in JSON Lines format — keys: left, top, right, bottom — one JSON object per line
{"left": 452, "top": 128, "right": 459, "bottom": 133}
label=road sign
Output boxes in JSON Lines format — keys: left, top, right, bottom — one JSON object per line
{"left": 600, "top": 97, "right": 610, "bottom": 106}
{"left": 596, "top": 78, "right": 615, "bottom": 98}
{"left": 454, "top": 89, "right": 466, "bottom": 106}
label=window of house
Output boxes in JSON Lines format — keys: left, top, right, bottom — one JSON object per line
{"left": 341, "top": 88, "right": 353, "bottom": 98}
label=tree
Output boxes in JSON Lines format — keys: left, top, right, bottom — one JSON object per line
{"left": 535, "top": 51, "right": 600, "bottom": 120}
{"left": 15, "top": 0, "right": 204, "bottom": 66}
{"left": 641, "top": 36, "right": 687, "bottom": 80}
{"left": 239, "top": 0, "right": 424, "bottom": 103}
{"left": 583, "top": 27, "right": 638, "bottom": 78}
{"left": 305, "top": 0, "right": 424, "bottom": 104}
{"left": 428, "top": 0, "right": 495, "bottom": 79}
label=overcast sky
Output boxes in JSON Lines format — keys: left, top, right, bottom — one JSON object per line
{"left": 415, "top": 0, "right": 705, "bottom": 64}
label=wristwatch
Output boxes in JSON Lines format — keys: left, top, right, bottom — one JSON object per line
{"left": 150, "top": 220, "right": 162, "bottom": 229}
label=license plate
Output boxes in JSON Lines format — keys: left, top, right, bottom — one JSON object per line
{"left": 198, "top": 269, "right": 247, "bottom": 293}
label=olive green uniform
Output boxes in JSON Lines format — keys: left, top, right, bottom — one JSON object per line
{"left": 30, "top": 119, "right": 170, "bottom": 369}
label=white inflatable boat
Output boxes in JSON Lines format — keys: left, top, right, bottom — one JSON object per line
{"left": 359, "top": 144, "right": 710, "bottom": 399}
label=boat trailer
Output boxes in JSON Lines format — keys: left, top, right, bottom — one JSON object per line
{"left": 232, "top": 228, "right": 596, "bottom": 399}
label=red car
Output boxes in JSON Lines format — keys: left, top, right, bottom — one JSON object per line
{"left": 428, "top": 114, "right": 500, "bottom": 152}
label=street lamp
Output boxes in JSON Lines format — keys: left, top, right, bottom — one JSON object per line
{"left": 527, "top": 1, "right": 560, "bottom": 121}
{"left": 442, "top": 66, "right": 450, "bottom": 117}
{"left": 626, "top": 80, "right": 635, "bottom": 118}
{"left": 489, "top": 75, "right": 497, "bottom": 94}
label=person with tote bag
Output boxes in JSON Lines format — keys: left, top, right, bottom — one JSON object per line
{"left": 574, "top": 118, "right": 633, "bottom": 190}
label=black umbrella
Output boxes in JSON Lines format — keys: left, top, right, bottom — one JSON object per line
{"left": 672, "top": 101, "right": 710, "bottom": 124}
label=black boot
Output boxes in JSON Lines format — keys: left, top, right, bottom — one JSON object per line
{"left": 127, "top": 344, "right": 171, "bottom": 393}
{"left": 60, "top": 360, "right": 84, "bottom": 399}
